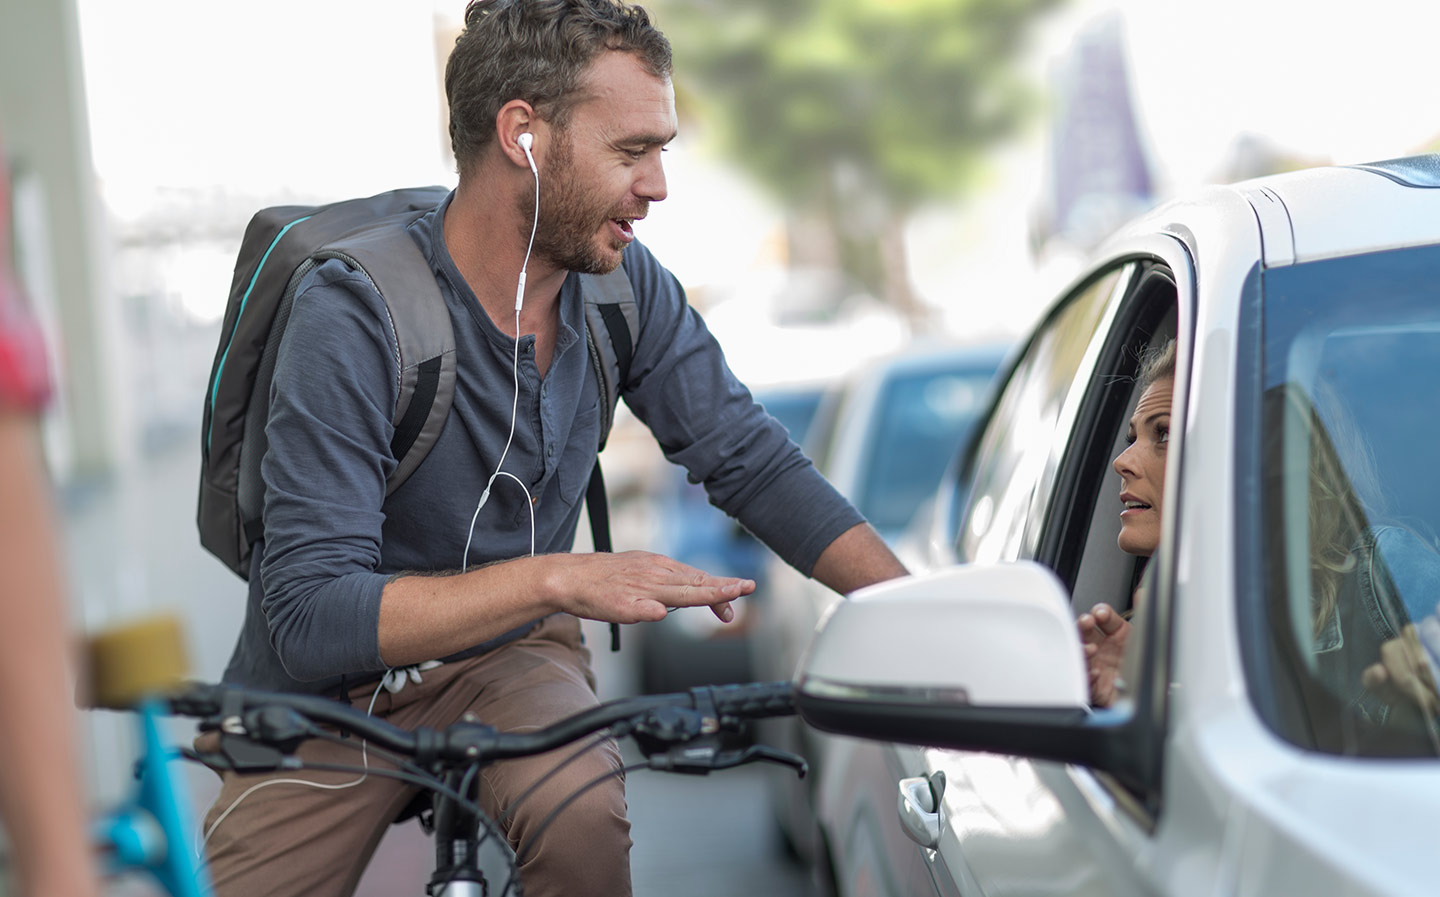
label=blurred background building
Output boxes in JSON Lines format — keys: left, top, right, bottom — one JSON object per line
{"left": 4, "top": 0, "right": 1440, "bottom": 892}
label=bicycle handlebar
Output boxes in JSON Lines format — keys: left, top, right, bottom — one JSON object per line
{"left": 167, "top": 679, "right": 796, "bottom": 768}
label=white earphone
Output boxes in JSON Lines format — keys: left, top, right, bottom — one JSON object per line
{"left": 512, "top": 132, "right": 539, "bottom": 311}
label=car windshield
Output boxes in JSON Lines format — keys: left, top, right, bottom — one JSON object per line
{"left": 1258, "top": 243, "right": 1440, "bottom": 757}
{"left": 859, "top": 366, "right": 994, "bottom": 538}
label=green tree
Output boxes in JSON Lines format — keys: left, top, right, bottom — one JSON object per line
{"left": 658, "top": 0, "right": 1060, "bottom": 320}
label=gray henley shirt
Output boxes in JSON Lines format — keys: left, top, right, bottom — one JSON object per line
{"left": 222, "top": 192, "right": 862, "bottom": 694}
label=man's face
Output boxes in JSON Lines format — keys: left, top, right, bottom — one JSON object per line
{"left": 525, "top": 51, "right": 676, "bottom": 274}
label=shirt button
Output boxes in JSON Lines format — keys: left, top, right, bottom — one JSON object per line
{"left": 546, "top": 445, "right": 554, "bottom": 459}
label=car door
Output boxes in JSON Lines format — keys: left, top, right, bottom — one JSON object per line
{"left": 863, "top": 237, "right": 1193, "bottom": 897}
{"left": 815, "top": 258, "right": 1127, "bottom": 897}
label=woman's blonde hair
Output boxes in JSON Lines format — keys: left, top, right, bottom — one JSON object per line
{"left": 1137, "top": 338, "right": 1176, "bottom": 392}
{"left": 1302, "top": 382, "right": 1388, "bottom": 635}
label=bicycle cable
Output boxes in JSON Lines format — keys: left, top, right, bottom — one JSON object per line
{"left": 430, "top": 728, "right": 616, "bottom": 896}
{"left": 427, "top": 763, "right": 500, "bottom": 897}
{"left": 504, "top": 760, "right": 649, "bottom": 897}
{"left": 197, "top": 676, "right": 393, "bottom": 858}
{"left": 303, "top": 726, "right": 480, "bottom": 814}
{"left": 487, "top": 729, "right": 615, "bottom": 837}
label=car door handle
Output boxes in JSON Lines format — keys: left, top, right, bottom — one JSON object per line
{"left": 897, "top": 771, "right": 945, "bottom": 849}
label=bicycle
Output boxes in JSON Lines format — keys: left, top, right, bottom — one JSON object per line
{"left": 101, "top": 676, "right": 805, "bottom": 896}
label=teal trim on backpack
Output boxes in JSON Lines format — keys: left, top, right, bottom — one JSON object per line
{"left": 205, "top": 214, "right": 313, "bottom": 453}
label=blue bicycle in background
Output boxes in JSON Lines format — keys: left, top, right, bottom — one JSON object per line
{"left": 94, "top": 698, "right": 213, "bottom": 897}
{"left": 88, "top": 616, "right": 213, "bottom": 897}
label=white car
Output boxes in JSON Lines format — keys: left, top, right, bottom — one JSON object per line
{"left": 792, "top": 154, "right": 1440, "bottom": 897}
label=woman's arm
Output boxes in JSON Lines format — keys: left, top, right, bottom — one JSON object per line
{"left": 0, "top": 411, "right": 100, "bottom": 897}
{"left": 1078, "top": 603, "right": 1131, "bottom": 708}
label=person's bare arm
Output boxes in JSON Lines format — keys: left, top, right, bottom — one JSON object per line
{"left": 808, "top": 522, "right": 909, "bottom": 597}
{"left": 0, "top": 412, "right": 100, "bottom": 897}
{"left": 378, "top": 550, "right": 753, "bottom": 667}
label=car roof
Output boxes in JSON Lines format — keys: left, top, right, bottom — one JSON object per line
{"left": 1106, "top": 153, "right": 1440, "bottom": 270}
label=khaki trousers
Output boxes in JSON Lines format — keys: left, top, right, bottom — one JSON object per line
{"left": 198, "top": 614, "right": 632, "bottom": 897}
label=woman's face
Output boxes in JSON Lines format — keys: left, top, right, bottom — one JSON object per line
{"left": 1113, "top": 377, "right": 1173, "bottom": 557}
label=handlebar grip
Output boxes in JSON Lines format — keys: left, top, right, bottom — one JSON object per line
{"left": 165, "top": 681, "right": 225, "bottom": 717}
{"left": 702, "top": 681, "right": 795, "bottom": 719}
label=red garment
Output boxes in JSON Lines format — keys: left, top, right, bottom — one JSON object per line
{"left": 0, "top": 133, "right": 52, "bottom": 412}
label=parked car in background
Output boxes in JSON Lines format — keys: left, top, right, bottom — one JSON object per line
{"left": 792, "top": 154, "right": 1440, "bottom": 897}
{"left": 637, "top": 379, "right": 829, "bottom": 694}
{"left": 634, "top": 264, "right": 909, "bottom": 695}
{"left": 750, "top": 341, "right": 1010, "bottom": 861}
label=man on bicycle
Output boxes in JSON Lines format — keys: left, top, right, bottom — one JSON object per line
{"left": 202, "top": 2, "right": 906, "bottom": 895}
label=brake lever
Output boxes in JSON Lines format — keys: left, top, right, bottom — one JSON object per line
{"left": 646, "top": 740, "right": 808, "bottom": 778}
{"left": 716, "top": 744, "right": 808, "bottom": 778}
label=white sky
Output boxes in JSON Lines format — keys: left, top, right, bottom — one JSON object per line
{"left": 76, "top": 0, "right": 454, "bottom": 211}
{"left": 1118, "top": 0, "right": 1440, "bottom": 188}
{"left": 73, "top": 0, "right": 1440, "bottom": 338}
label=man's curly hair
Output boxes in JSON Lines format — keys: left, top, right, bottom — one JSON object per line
{"left": 445, "top": 0, "right": 672, "bottom": 179}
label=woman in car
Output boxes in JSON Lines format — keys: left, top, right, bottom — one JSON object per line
{"left": 1079, "top": 342, "right": 1440, "bottom": 720}
{"left": 1076, "top": 340, "right": 1172, "bottom": 708}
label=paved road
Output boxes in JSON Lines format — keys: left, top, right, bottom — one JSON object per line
{"left": 61, "top": 437, "right": 816, "bottom": 897}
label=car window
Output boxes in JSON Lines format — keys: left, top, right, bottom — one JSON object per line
{"left": 857, "top": 365, "right": 994, "bottom": 539}
{"left": 958, "top": 267, "right": 1129, "bottom": 564}
{"left": 1042, "top": 266, "right": 1179, "bottom": 615}
{"left": 1253, "top": 243, "right": 1440, "bottom": 757}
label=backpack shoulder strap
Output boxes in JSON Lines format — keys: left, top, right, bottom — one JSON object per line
{"left": 580, "top": 266, "right": 639, "bottom": 449}
{"left": 577, "top": 265, "right": 639, "bottom": 652}
{"left": 319, "top": 221, "right": 456, "bottom": 495}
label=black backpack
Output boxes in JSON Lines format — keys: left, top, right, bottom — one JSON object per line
{"left": 198, "top": 187, "right": 638, "bottom": 604}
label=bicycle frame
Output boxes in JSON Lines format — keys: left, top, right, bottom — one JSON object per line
{"left": 95, "top": 698, "right": 214, "bottom": 897}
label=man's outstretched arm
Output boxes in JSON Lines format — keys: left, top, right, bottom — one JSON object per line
{"left": 810, "top": 522, "right": 909, "bottom": 597}
{"left": 377, "top": 550, "right": 753, "bottom": 668}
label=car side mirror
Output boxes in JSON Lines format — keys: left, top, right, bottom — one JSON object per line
{"left": 795, "top": 562, "right": 1090, "bottom": 748}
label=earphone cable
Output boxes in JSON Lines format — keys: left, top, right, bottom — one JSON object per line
{"left": 463, "top": 142, "right": 541, "bottom": 571}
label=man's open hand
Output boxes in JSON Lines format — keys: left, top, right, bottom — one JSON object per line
{"left": 550, "top": 550, "right": 755, "bottom": 625}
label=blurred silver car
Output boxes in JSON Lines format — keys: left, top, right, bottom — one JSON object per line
{"left": 750, "top": 341, "right": 1008, "bottom": 863}
{"left": 637, "top": 380, "right": 829, "bottom": 694}
{"left": 794, "top": 155, "right": 1440, "bottom": 897}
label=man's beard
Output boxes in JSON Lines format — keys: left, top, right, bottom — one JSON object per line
{"left": 517, "top": 134, "right": 645, "bottom": 275}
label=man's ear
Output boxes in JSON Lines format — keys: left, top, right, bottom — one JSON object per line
{"left": 496, "top": 100, "right": 539, "bottom": 169}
